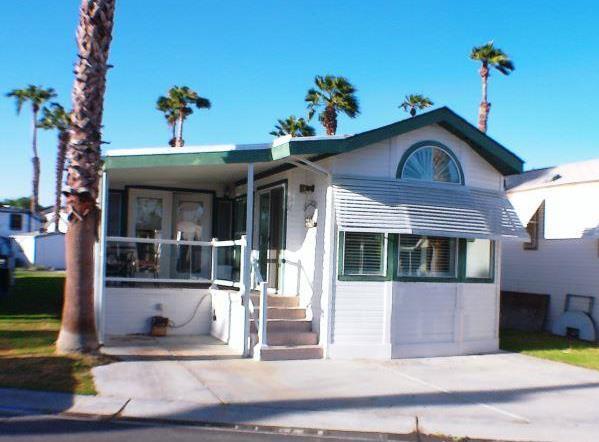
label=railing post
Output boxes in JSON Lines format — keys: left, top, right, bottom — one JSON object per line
{"left": 210, "top": 237, "right": 218, "bottom": 287}
{"left": 258, "top": 281, "right": 268, "bottom": 348}
{"left": 241, "top": 163, "right": 255, "bottom": 357}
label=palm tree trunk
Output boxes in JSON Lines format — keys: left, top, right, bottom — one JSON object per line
{"left": 31, "top": 109, "right": 40, "bottom": 216}
{"left": 53, "top": 130, "right": 69, "bottom": 232}
{"left": 57, "top": 0, "right": 116, "bottom": 355}
{"left": 478, "top": 62, "right": 490, "bottom": 133}
{"left": 323, "top": 106, "right": 337, "bottom": 135}
{"left": 175, "top": 112, "right": 184, "bottom": 147}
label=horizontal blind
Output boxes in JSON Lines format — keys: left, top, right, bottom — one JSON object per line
{"left": 343, "top": 232, "right": 385, "bottom": 276}
{"left": 398, "top": 235, "right": 456, "bottom": 278}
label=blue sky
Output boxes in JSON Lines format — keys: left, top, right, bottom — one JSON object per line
{"left": 1, "top": 1, "right": 598, "bottom": 205}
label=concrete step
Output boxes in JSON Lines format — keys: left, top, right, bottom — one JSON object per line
{"left": 254, "top": 307, "right": 306, "bottom": 320}
{"left": 250, "top": 294, "right": 299, "bottom": 308}
{"left": 251, "top": 331, "right": 318, "bottom": 346}
{"left": 250, "top": 319, "right": 312, "bottom": 333}
{"left": 257, "top": 345, "right": 323, "bottom": 361}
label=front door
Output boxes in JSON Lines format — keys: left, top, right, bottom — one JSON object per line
{"left": 258, "top": 185, "right": 285, "bottom": 292}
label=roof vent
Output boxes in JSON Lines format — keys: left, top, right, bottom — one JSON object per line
{"left": 551, "top": 174, "right": 562, "bottom": 182}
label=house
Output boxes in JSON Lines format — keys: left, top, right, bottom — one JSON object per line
{"left": 0, "top": 206, "right": 42, "bottom": 236}
{"left": 11, "top": 231, "right": 65, "bottom": 270}
{"left": 502, "top": 158, "right": 599, "bottom": 340}
{"left": 95, "top": 107, "right": 528, "bottom": 360}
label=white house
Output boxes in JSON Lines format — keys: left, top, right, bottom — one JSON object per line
{"left": 502, "top": 158, "right": 599, "bottom": 340}
{"left": 96, "top": 107, "right": 528, "bottom": 360}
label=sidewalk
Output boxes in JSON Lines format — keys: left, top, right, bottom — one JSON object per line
{"left": 3, "top": 352, "right": 599, "bottom": 442}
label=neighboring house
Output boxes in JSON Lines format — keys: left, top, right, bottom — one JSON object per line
{"left": 502, "top": 158, "right": 599, "bottom": 340}
{"left": 12, "top": 232, "right": 65, "bottom": 270}
{"left": 0, "top": 206, "right": 42, "bottom": 236}
{"left": 96, "top": 107, "right": 527, "bottom": 360}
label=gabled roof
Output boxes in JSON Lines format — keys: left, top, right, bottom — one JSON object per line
{"left": 272, "top": 107, "right": 524, "bottom": 175}
{"left": 506, "top": 157, "right": 599, "bottom": 192}
{"left": 104, "top": 107, "right": 524, "bottom": 175}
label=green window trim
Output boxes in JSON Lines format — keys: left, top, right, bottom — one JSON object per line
{"left": 337, "top": 231, "right": 496, "bottom": 283}
{"left": 396, "top": 141, "right": 465, "bottom": 185}
{"left": 337, "top": 231, "right": 390, "bottom": 281}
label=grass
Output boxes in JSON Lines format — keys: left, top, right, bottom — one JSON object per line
{"left": 0, "top": 269, "right": 110, "bottom": 395}
{"left": 500, "top": 328, "right": 599, "bottom": 371}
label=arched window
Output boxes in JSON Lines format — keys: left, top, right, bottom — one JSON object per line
{"left": 399, "top": 142, "right": 463, "bottom": 184}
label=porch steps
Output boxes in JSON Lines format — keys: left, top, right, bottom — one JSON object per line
{"left": 257, "top": 345, "right": 323, "bottom": 361}
{"left": 250, "top": 294, "right": 298, "bottom": 308}
{"left": 254, "top": 307, "right": 306, "bottom": 320}
{"left": 249, "top": 294, "right": 323, "bottom": 360}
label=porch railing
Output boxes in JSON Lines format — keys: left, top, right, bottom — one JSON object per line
{"left": 104, "top": 236, "right": 243, "bottom": 287}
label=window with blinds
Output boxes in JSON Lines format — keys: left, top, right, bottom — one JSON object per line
{"left": 398, "top": 235, "right": 457, "bottom": 278}
{"left": 342, "top": 232, "right": 386, "bottom": 276}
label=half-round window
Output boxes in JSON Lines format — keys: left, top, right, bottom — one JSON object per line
{"left": 400, "top": 144, "right": 462, "bottom": 184}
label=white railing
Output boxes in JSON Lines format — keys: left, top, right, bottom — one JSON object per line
{"left": 250, "top": 252, "right": 268, "bottom": 350}
{"left": 104, "top": 236, "right": 243, "bottom": 287}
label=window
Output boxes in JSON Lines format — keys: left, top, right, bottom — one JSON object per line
{"left": 523, "top": 204, "right": 543, "bottom": 250}
{"left": 465, "top": 239, "right": 494, "bottom": 279}
{"left": 398, "top": 235, "right": 457, "bottom": 278}
{"left": 401, "top": 145, "right": 462, "bottom": 184}
{"left": 9, "top": 214, "right": 22, "bottom": 231}
{"left": 233, "top": 196, "right": 247, "bottom": 239}
{"left": 107, "top": 191, "right": 122, "bottom": 236}
{"left": 341, "top": 232, "right": 386, "bottom": 276}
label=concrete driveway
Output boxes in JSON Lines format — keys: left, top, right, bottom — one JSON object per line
{"left": 94, "top": 343, "right": 599, "bottom": 442}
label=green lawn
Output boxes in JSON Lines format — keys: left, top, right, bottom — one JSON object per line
{"left": 0, "top": 269, "right": 109, "bottom": 395}
{"left": 500, "top": 329, "right": 599, "bottom": 371}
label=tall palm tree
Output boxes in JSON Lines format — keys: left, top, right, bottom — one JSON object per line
{"left": 6, "top": 85, "right": 56, "bottom": 215}
{"left": 270, "top": 115, "right": 315, "bottom": 137}
{"left": 38, "top": 103, "right": 71, "bottom": 232}
{"left": 156, "top": 86, "right": 211, "bottom": 147}
{"left": 305, "top": 75, "right": 360, "bottom": 135}
{"left": 399, "top": 94, "right": 434, "bottom": 117}
{"left": 57, "top": 0, "right": 116, "bottom": 354}
{"left": 470, "top": 41, "right": 515, "bottom": 132}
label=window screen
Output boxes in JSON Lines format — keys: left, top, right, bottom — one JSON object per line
{"left": 465, "top": 239, "right": 493, "bottom": 279}
{"left": 342, "top": 232, "right": 385, "bottom": 276}
{"left": 398, "top": 235, "right": 457, "bottom": 278}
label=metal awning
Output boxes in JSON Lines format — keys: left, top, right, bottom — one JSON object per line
{"left": 333, "top": 177, "right": 529, "bottom": 241}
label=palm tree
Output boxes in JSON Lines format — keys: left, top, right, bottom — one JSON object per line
{"left": 57, "top": 0, "right": 116, "bottom": 354}
{"left": 470, "top": 41, "right": 515, "bottom": 132}
{"left": 6, "top": 85, "right": 56, "bottom": 215}
{"left": 399, "top": 94, "right": 434, "bottom": 117}
{"left": 270, "top": 115, "right": 315, "bottom": 137}
{"left": 38, "top": 103, "right": 71, "bottom": 232}
{"left": 305, "top": 75, "right": 360, "bottom": 135}
{"left": 156, "top": 86, "right": 211, "bottom": 147}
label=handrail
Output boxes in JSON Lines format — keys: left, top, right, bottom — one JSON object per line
{"left": 249, "top": 253, "right": 268, "bottom": 350}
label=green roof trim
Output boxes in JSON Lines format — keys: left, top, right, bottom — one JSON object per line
{"left": 104, "top": 148, "right": 273, "bottom": 169}
{"left": 280, "top": 107, "right": 523, "bottom": 175}
{"left": 104, "top": 107, "right": 523, "bottom": 175}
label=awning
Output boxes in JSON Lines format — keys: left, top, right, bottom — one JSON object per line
{"left": 333, "top": 177, "right": 529, "bottom": 241}
{"left": 507, "top": 190, "right": 545, "bottom": 226}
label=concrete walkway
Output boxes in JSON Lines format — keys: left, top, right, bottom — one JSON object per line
{"left": 89, "top": 344, "right": 599, "bottom": 442}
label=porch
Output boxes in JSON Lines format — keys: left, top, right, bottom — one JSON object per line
{"left": 96, "top": 144, "right": 330, "bottom": 360}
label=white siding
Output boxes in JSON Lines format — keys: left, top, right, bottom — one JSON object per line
{"left": 1, "top": 211, "right": 42, "bottom": 236}
{"left": 330, "top": 125, "right": 504, "bottom": 191}
{"left": 104, "top": 287, "right": 212, "bottom": 336}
